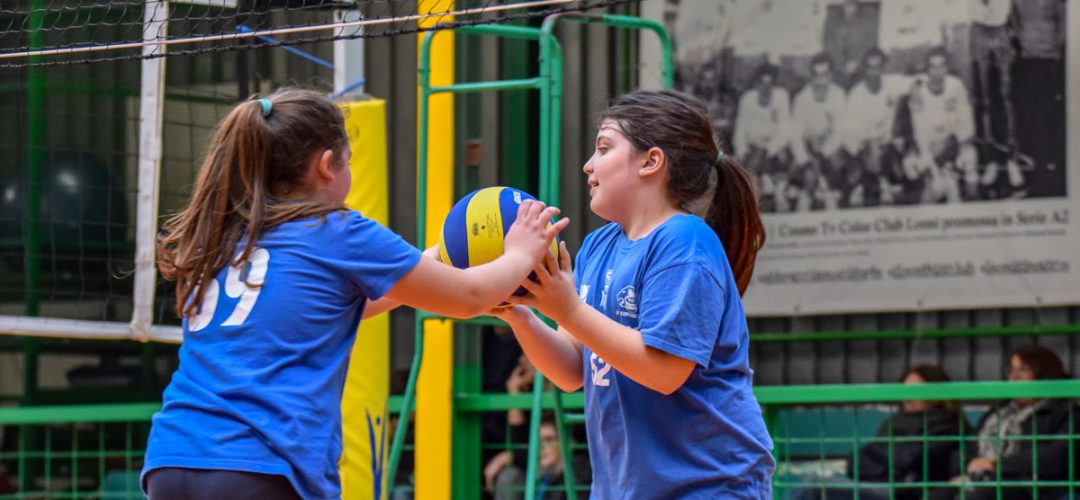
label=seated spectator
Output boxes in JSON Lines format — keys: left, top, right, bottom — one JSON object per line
{"left": 930, "top": 344, "right": 1079, "bottom": 500}
{"left": 849, "top": 365, "right": 970, "bottom": 500}
{"left": 483, "top": 356, "right": 590, "bottom": 500}
{"left": 795, "top": 365, "right": 969, "bottom": 500}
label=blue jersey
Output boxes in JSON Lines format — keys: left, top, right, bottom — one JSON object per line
{"left": 143, "top": 211, "right": 421, "bottom": 499}
{"left": 574, "top": 214, "right": 774, "bottom": 499}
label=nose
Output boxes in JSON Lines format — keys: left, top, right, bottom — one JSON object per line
{"left": 583, "top": 157, "right": 594, "bottom": 174}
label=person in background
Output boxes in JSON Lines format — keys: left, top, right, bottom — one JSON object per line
{"left": 733, "top": 63, "right": 792, "bottom": 212}
{"left": 841, "top": 48, "right": 913, "bottom": 207}
{"left": 905, "top": 47, "right": 978, "bottom": 204}
{"left": 791, "top": 53, "right": 847, "bottom": 210}
{"left": 930, "top": 344, "right": 1079, "bottom": 500}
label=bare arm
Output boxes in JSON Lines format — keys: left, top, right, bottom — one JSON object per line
{"left": 493, "top": 305, "right": 584, "bottom": 392}
{"left": 362, "top": 245, "right": 440, "bottom": 319}
{"left": 384, "top": 201, "right": 569, "bottom": 319}
{"left": 512, "top": 243, "right": 695, "bottom": 395}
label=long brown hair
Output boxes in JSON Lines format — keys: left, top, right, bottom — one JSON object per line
{"left": 600, "top": 89, "right": 765, "bottom": 295}
{"left": 901, "top": 364, "right": 958, "bottom": 415}
{"left": 158, "top": 88, "right": 350, "bottom": 317}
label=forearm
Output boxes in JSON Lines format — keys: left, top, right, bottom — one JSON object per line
{"left": 389, "top": 251, "right": 536, "bottom": 319}
{"left": 504, "top": 312, "right": 583, "bottom": 392}
{"left": 557, "top": 303, "right": 693, "bottom": 395}
{"left": 451, "top": 253, "right": 536, "bottom": 316}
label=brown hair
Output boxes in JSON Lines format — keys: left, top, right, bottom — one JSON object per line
{"left": 158, "top": 88, "right": 350, "bottom": 318}
{"left": 1011, "top": 344, "right": 1068, "bottom": 380}
{"left": 901, "top": 364, "right": 958, "bottom": 414}
{"left": 600, "top": 89, "right": 765, "bottom": 295}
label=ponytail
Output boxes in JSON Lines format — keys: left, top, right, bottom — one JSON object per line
{"left": 158, "top": 89, "right": 349, "bottom": 318}
{"left": 706, "top": 155, "right": 765, "bottom": 296}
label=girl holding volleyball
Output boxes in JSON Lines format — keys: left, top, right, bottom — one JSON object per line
{"left": 494, "top": 89, "right": 774, "bottom": 498}
{"left": 142, "top": 88, "right": 567, "bottom": 499}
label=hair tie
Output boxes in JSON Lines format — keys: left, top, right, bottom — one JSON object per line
{"left": 716, "top": 149, "right": 725, "bottom": 163}
{"left": 258, "top": 98, "right": 272, "bottom": 118}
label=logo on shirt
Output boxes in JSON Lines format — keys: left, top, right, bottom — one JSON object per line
{"left": 615, "top": 285, "right": 638, "bottom": 319}
{"left": 600, "top": 270, "right": 613, "bottom": 308}
{"left": 578, "top": 284, "right": 590, "bottom": 301}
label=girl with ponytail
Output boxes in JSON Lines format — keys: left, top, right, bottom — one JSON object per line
{"left": 494, "top": 89, "right": 773, "bottom": 498}
{"left": 143, "top": 88, "right": 567, "bottom": 499}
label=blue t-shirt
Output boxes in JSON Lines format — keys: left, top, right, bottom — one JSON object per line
{"left": 574, "top": 214, "right": 775, "bottom": 499}
{"left": 143, "top": 211, "right": 421, "bottom": 499}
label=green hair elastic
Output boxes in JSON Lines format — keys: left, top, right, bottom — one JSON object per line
{"left": 258, "top": 98, "right": 272, "bottom": 118}
{"left": 716, "top": 149, "right": 725, "bottom": 163}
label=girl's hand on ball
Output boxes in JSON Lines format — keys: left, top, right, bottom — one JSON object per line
{"left": 514, "top": 241, "right": 579, "bottom": 324}
{"left": 421, "top": 244, "right": 441, "bottom": 262}
{"left": 504, "top": 200, "right": 569, "bottom": 265}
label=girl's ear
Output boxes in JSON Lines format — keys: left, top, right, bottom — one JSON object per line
{"left": 639, "top": 146, "right": 666, "bottom": 178}
{"left": 313, "top": 149, "right": 337, "bottom": 183}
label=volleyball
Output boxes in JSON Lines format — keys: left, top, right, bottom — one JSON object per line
{"left": 438, "top": 186, "right": 558, "bottom": 291}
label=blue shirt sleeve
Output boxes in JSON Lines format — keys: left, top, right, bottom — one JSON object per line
{"left": 637, "top": 262, "right": 727, "bottom": 367}
{"left": 340, "top": 212, "right": 422, "bottom": 300}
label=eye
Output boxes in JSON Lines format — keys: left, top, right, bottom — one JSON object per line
{"left": 597, "top": 146, "right": 609, "bottom": 155}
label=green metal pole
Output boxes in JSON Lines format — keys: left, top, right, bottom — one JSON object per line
{"left": 22, "top": 0, "right": 46, "bottom": 412}
{"left": 431, "top": 78, "right": 543, "bottom": 93}
{"left": 539, "top": 16, "right": 559, "bottom": 207}
{"left": 751, "top": 324, "right": 1080, "bottom": 344}
{"left": 549, "top": 13, "right": 673, "bottom": 88}
{"left": 25, "top": 0, "right": 45, "bottom": 319}
{"left": 546, "top": 34, "right": 563, "bottom": 206}
{"left": 524, "top": 371, "right": 546, "bottom": 500}
{"left": 386, "top": 316, "right": 425, "bottom": 497}
{"left": 550, "top": 390, "right": 579, "bottom": 500}
{"left": 388, "top": 24, "right": 549, "bottom": 496}
{"left": 538, "top": 32, "right": 551, "bottom": 207}
{"left": 619, "top": 5, "right": 632, "bottom": 93}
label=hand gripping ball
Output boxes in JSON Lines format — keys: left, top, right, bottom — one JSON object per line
{"left": 438, "top": 186, "right": 558, "bottom": 299}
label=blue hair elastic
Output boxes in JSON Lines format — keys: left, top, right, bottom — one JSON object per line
{"left": 258, "top": 98, "right": 272, "bottom": 118}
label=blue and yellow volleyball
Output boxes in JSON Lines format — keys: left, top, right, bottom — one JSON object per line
{"left": 438, "top": 186, "right": 558, "bottom": 282}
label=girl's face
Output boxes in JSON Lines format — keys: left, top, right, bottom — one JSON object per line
{"left": 900, "top": 371, "right": 928, "bottom": 413}
{"left": 583, "top": 119, "right": 642, "bottom": 221}
{"left": 1007, "top": 355, "right": 1036, "bottom": 382}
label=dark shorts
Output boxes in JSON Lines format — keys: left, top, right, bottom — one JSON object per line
{"left": 145, "top": 467, "right": 301, "bottom": 500}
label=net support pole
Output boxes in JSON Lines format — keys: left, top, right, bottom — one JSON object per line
{"left": 130, "top": 0, "right": 168, "bottom": 342}
{"left": 333, "top": 9, "right": 365, "bottom": 97}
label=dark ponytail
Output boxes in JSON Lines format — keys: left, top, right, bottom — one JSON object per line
{"left": 601, "top": 89, "right": 765, "bottom": 295}
{"left": 708, "top": 155, "right": 765, "bottom": 295}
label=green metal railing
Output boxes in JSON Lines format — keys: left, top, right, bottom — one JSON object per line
{"left": 385, "top": 380, "right": 1080, "bottom": 499}
{"left": 0, "top": 380, "right": 1073, "bottom": 498}
{"left": 764, "top": 380, "right": 1080, "bottom": 500}
{"left": 388, "top": 13, "right": 674, "bottom": 499}
{"left": 0, "top": 403, "right": 157, "bottom": 499}
{"left": 753, "top": 323, "right": 1080, "bottom": 344}
{"left": 387, "top": 23, "right": 560, "bottom": 499}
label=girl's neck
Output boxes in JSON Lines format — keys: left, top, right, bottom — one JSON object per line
{"left": 618, "top": 197, "right": 685, "bottom": 241}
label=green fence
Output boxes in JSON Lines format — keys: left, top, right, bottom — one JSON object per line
{"left": 760, "top": 381, "right": 1080, "bottom": 500}
{"left": 0, "top": 403, "right": 157, "bottom": 499}
{"left": 1, "top": 382, "right": 1077, "bottom": 499}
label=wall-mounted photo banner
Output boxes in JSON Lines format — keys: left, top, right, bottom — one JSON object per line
{"left": 644, "top": 0, "right": 1078, "bottom": 315}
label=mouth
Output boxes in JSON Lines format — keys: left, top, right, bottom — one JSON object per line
{"left": 587, "top": 179, "right": 598, "bottom": 196}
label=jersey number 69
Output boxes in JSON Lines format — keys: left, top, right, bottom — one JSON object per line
{"left": 188, "top": 248, "right": 270, "bottom": 332}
